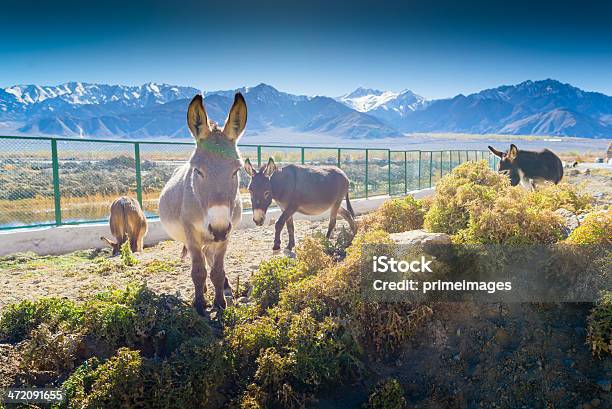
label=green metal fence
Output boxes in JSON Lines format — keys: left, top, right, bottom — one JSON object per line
{"left": 0, "top": 135, "right": 498, "bottom": 230}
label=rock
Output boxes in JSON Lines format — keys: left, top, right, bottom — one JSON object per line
{"left": 555, "top": 208, "right": 580, "bottom": 237}
{"left": 390, "top": 229, "right": 452, "bottom": 246}
{"left": 390, "top": 230, "right": 452, "bottom": 260}
{"left": 596, "top": 379, "right": 611, "bottom": 392}
{"left": 237, "top": 296, "right": 249, "bottom": 304}
{"left": 585, "top": 168, "right": 591, "bottom": 175}
{"left": 568, "top": 169, "right": 580, "bottom": 176}
{"left": 591, "top": 398, "right": 601, "bottom": 407}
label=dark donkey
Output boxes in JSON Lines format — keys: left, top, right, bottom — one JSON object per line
{"left": 488, "top": 144, "right": 563, "bottom": 189}
{"left": 244, "top": 158, "right": 358, "bottom": 250}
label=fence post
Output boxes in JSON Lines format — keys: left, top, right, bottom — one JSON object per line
{"left": 134, "top": 142, "right": 143, "bottom": 207}
{"left": 439, "top": 151, "right": 443, "bottom": 179}
{"left": 337, "top": 148, "right": 341, "bottom": 168}
{"left": 429, "top": 152, "right": 433, "bottom": 188}
{"left": 418, "top": 151, "right": 422, "bottom": 190}
{"left": 257, "top": 146, "right": 262, "bottom": 167}
{"left": 50, "top": 139, "right": 62, "bottom": 226}
{"left": 404, "top": 151, "right": 407, "bottom": 194}
{"left": 387, "top": 150, "right": 391, "bottom": 196}
{"left": 300, "top": 147, "right": 305, "bottom": 165}
{"left": 365, "top": 149, "right": 369, "bottom": 199}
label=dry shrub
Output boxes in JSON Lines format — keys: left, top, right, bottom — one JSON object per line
{"left": 20, "top": 324, "right": 81, "bottom": 375}
{"left": 363, "top": 378, "right": 407, "bottom": 409}
{"left": 361, "top": 196, "right": 425, "bottom": 233}
{"left": 527, "top": 183, "right": 592, "bottom": 213}
{"left": 424, "top": 160, "right": 509, "bottom": 235}
{"left": 566, "top": 210, "right": 612, "bottom": 245}
{"left": 456, "top": 188, "right": 564, "bottom": 244}
{"left": 422, "top": 161, "right": 593, "bottom": 244}
{"left": 295, "top": 236, "right": 332, "bottom": 276}
{"left": 587, "top": 291, "right": 612, "bottom": 358}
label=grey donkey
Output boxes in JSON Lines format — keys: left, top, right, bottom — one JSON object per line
{"left": 488, "top": 144, "right": 563, "bottom": 189}
{"left": 244, "top": 158, "right": 357, "bottom": 251}
{"left": 159, "top": 93, "right": 246, "bottom": 314}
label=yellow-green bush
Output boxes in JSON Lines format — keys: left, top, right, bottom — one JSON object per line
{"left": 361, "top": 195, "right": 425, "bottom": 233}
{"left": 567, "top": 210, "right": 612, "bottom": 245}
{"left": 587, "top": 291, "right": 612, "bottom": 357}
{"left": 363, "top": 378, "right": 406, "bottom": 409}
{"left": 421, "top": 161, "right": 595, "bottom": 244}
{"left": 527, "top": 183, "right": 592, "bottom": 213}
{"left": 295, "top": 236, "right": 332, "bottom": 276}
{"left": 455, "top": 188, "right": 564, "bottom": 244}
{"left": 424, "top": 161, "right": 509, "bottom": 235}
{"left": 251, "top": 258, "right": 301, "bottom": 310}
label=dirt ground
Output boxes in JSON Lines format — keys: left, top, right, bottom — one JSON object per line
{"left": 0, "top": 217, "right": 352, "bottom": 311}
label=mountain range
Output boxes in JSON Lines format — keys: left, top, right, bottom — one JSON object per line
{"left": 1, "top": 79, "right": 611, "bottom": 139}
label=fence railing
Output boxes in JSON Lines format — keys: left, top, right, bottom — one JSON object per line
{"left": 0, "top": 135, "right": 498, "bottom": 230}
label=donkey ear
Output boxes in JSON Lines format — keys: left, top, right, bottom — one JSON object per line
{"left": 508, "top": 144, "right": 518, "bottom": 159}
{"left": 187, "top": 94, "right": 211, "bottom": 140}
{"left": 263, "top": 157, "right": 277, "bottom": 177}
{"left": 223, "top": 92, "right": 247, "bottom": 142}
{"left": 488, "top": 146, "right": 504, "bottom": 158}
{"left": 244, "top": 158, "right": 256, "bottom": 177}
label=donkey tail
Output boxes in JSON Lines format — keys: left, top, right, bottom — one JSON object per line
{"left": 345, "top": 193, "right": 355, "bottom": 218}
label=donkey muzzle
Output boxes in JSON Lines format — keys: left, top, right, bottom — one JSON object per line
{"left": 253, "top": 209, "right": 266, "bottom": 226}
{"left": 208, "top": 223, "right": 231, "bottom": 242}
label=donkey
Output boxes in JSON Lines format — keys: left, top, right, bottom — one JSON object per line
{"left": 100, "top": 196, "right": 148, "bottom": 256}
{"left": 244, "top": 158, "right": 357, "bottom": 251}
{"left": 488, "top": 144, "right": 563, "bottom": 189}
{"left": 159, "top": 93, "right": 246, "bottom": 314}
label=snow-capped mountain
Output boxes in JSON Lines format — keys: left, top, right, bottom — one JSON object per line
{"left": 0, "top": 82, "right": 398, "bottom": 139}
{"left": 338, "top": 87, "right": 427, "bottom": 114}
{"left": 337, "top": 87, "right": 429, "bottom": 129}
{"left": 2, "top": 79, "right": 612, "bottom": 139}
{"left": 400, "top": 79, "right": 612, "bottom": 137}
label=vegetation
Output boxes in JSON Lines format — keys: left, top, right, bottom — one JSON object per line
{"left": 1, "top": 159, "right": 610, "bottom": 407}
{"left": 360, "top": 195, "right": 424, "bottom": 233}
{"left": 587, "top": 291, "right": 612, "bottom": 358}
{"left": 424, "top": 161, "right": 592, "bottom": 244}
{"left": 363, "top": 378, "right": 406, "bottom": 409}
{"left": 566, "top": 210, "right": 612, "bottom": 245}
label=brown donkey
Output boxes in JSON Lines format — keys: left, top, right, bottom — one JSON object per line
{"left": 101, "top": 196, "right": 148, "bottom": 256}
{"left": 159, "top": 93, "right": 246, "bottom": 314}
{"left": 244, "top": 158, "right": 357, "bottom": 251}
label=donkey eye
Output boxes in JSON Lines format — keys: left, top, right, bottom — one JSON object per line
{"left": 264, "top": 191, "right": 271, "bottom": 199}
{"left": 193, "top": 168, "right": 203, "bottom": 177}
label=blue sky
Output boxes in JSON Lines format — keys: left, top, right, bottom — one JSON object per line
{"left": 1, "top": 0, "right": 612, "bottom": 99}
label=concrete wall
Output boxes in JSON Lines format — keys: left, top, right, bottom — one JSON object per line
{"left": 0, "top": 188, "right": 434, "bottom": 256}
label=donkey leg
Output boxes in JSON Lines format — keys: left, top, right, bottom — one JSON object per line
{"left": 205, "top": 244, "right": 233, "bottom": 298}
{"left": 338, "top": 206, "right": 358, "bottom": 234}
{"left": 326, "top": 202, "right": 342, "bottom": 239}
{"left": 274, "top": 206, "right": 298, "bottom": 251}
{"left": 286, "top": 216, "right": 296, "bottom": 250}
{"left": 207, "top": 242, "right": 229, "bottom": 310}
{"left": 189, "top": 244, "right": 207, "bottom": 315}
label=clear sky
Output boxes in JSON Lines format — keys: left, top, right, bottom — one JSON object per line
{"left": 1, "top": 0, "right": 612, "bottom": 99}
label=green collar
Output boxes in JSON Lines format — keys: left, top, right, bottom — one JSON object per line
{"left": 197, "top": 139, "right": 239, "bottom": 160}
